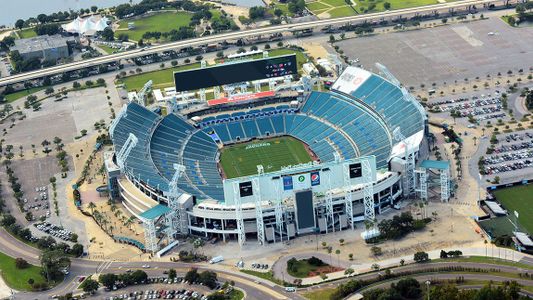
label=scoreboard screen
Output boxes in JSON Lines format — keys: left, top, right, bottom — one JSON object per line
{"left": 349, "top": 163, "right": 362, "bottom": 178}
{"left": 173, "top": 54, "right": 297, "bottom": 92}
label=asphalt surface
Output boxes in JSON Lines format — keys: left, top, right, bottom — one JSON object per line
{"left": 0, "top": 0, "right": 518, "bottom": 86}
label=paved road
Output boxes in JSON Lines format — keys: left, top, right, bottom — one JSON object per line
{"left": 0, "top": 229, "right": 293, "bottom": 300}
{"left": 0, "top": 0, "right": 518, "bottom": 86}
{"left": 357, "top": 273, "right": 533, "bottom": 296}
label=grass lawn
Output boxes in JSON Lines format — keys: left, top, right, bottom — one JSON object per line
{"left": 286, "top": 258, "right": 335, "bottom": 278}
{"left": 478, "top": 217, "right": 516, "bottom": 238}
{"left": 240, "top": 270, "right": 285, "bottom": 285}
{"left": 0, "top": 251, "right": 48, "bottom": 291}
{"left": 227, "top": 289, "right": 244, "bottom": 300}
{"left": 120, "top": 62, "right": 202, "bottom": 91}
{"left": 303, "top": 288, "right": 336, "bottom": 300}
{"left": 17, "top": 28, "right": 37, "bottom": 39}
{"left": 219, "top": 136, "right": 312, "bottom": 179}
{"left": 308, "top": 0, "right": 439, "bottom": 16}
{"left": 307, "top": 1, "right": 331, "bottom": 11}
{"left": 322, "top": 0, "right": 348, "bottom": 6}
{"left": 116, "top": 11, "right": 193, "bottom": 41}
{"left": 3, "top": 86, "right": 46, "bottom": 103}
{"left": 328, "top": 6, "right": 357, "bottom": 17}
{"left": 97, "top": 44, "right": 117, "bottom": 55}
{"left": 432, "top": 256, "right": 533, "bottom": 270}
{"left": 493, "top": 184, "right": 533, "bottom": 234}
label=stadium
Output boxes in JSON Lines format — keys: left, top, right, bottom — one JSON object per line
{"left": 106, "top": 55, "right": 427, "bottom": 253}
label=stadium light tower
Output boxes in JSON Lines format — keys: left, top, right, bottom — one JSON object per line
{"left": 116, "top": 133, "right": 138, "bottom": 170}
{"left": 131, "top": 80, "right": 153, "bottom": 106}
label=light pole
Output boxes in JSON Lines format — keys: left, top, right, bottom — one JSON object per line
{"left": 425, "top": 280, "right": 431, "bottom": 300}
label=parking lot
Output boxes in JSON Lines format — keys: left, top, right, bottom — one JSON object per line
{"left": 428, "top": 91, "right": 506, "bottom": 122}
{"left": 482, "top": 130, "right": 533, "bottom": 176}
{"left": 34, "top": 221, "right": 74, "bottom": 242}
{"left": 96, "top": 276, "right": 223, "bottom": 300}
{"left": 336, "top": 18, "right": 533, "bottom": 87}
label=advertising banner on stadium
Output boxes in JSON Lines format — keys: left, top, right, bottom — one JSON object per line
{"left": 283, "top": 176, "right": 293, "bottom": 191}
{"left": 293, "top": 173, "right": 310, "bottom": 190}
{"left": 332, "top": 67, "right": 371, "bottom": 95}
{"left": 311, "top": 171, "right": 320, "bottom": 186}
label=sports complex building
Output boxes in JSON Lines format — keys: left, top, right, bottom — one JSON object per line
{"left": 106, "top": 54, "right": 430, "bottom": 253}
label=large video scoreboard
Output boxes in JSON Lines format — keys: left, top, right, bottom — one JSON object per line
{"left": 173, "top": 54, "right": 297, "bottom": 92}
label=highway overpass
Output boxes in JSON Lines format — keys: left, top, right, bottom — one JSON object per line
{"left": 0, "top": 0, "right": 514, "bottom": 87}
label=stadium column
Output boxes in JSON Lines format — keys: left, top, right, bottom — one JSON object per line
{"left": 143, "top": 218, "right": 158, "bottom": 253}
{"left": 362, "top": 158, "right": 375, "bottom": 223}
{"left": 253, "top": 178, "right": 265, "bottom": 245}
{"left": 325, "top": 171, "right": 334, "bottom": 233}
{"left": 232, "top": 182, "right": 246, "bottom": 247}
{"left": 440, "top": 167, "right": 450, "bottom": 202}
{"left": 343, "top": 164, "right": 355, "bottom": 230}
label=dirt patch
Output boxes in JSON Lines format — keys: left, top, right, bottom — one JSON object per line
{"left": 308, "top": 266, "right": 344, "bottom": 277}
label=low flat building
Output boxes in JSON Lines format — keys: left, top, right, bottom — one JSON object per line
{"left": 11, "top": 34, "right": 73, "bottom": 61}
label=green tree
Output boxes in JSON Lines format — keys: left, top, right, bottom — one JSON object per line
{"left": 168, "top": 269, "right": 177, "bottom": 280}
{"left": 98, "top": 273, "right": 118, "bottom": 289}
{"left": 82, "top": 278, "right": 99, "bottom": 294}
{"left": 384, "top": 2, "right": 391, "bottom": 10}
{"left": 40, "top": 249, "right": 71, "bottom": 281}
{"left": 413, "top": 251, "right": 429, "bottom": 263}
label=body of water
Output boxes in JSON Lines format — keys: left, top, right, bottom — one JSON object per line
{"left": 0, "top": 0, "right": 139, "bottom": 27}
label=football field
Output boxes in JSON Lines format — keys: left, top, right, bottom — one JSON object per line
{"left": 219, "top": 136, "right": 312, "bottom": 179}
{"left": 492, "top": 184, "right": 533, "bottom": 235}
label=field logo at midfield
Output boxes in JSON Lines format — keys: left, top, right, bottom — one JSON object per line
{"left": 245, "top": 142, "right": 271, "bottom": 150}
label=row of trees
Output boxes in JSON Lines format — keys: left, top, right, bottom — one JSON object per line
{"left": 114, "top": 0, "right": 210, "bottom": 19}
{"left": 376, "top": 212, "right": 431, "bottom": 241}
{"left": 184, "top": 268, "right": 218, "bottom": 289}
{"left": 98, "top": 270, "right": 148, "bottom": 289}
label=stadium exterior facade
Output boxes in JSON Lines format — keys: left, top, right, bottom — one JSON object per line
{"left": 107, "top": 66, "right": 427, "bottom": 252}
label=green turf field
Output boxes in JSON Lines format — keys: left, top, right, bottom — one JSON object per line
{"left": 116, "top": 11, "right": 193, "bottom": 41}
{"left": 220, "top": 136, "right": 312, "bottom": 179}
{"left": 492, "top": 184, "right": 533, "bottom": 234}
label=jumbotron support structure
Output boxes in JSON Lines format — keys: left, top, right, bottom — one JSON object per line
{"left": 232, "top": 182, "right": 246, "bottom": 247}
{"left": 342, "top": 164, "right": 354, "bottom": 230}
{"left": 362, "top": 158, "right": 375, "bottom": 222}
{"left": 116, "top": 133, "right": 138, "bottom": 169}
{"left": 274, "top": 181, "right": 285, "bottom": 242}
{"left": 415, "top": 168, "right": 428, "bottom": 201}
{"left": 393, "top": 128, "right": 415, "bottom": 197}
{"left": 143, "top": 218, "right": 157, "bottom": 253}
{"left": 165, "top": 164, "right": 187, "bottom": 242}
{"left": 325, "top": 172, "right": 335, "bottom": 233}
{"left": 440, "top": 167, "right": 450, "bottom": 202}
{"left": 254, "top": 166, "right": 265, "bottom": 245}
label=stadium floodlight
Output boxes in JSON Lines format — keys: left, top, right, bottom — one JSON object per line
{"left": 116, "top": 133, "right": 138, "bottom": 170}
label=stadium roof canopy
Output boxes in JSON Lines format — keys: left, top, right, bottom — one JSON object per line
{"left": 515, "top": 232, "right": 533, "bottom": 247}
{"left": 485, "top": 201, "right": 507, "bottom": 215}
{"left": 140, "top": 204, "right": 170, "bottom": 220}
{"left": 420, "top": 160, "right": 450, "bottom": 170}
{"left": 62, "top": 16, "right": 109, "bottom": 35}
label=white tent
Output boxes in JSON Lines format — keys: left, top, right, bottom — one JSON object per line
{"left": 62, "top": 15, "right": 109, "bottom": 36}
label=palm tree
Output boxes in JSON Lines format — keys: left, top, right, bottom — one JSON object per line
{"left": 88, "top": 202, "right": 96, "bottom": 215}
{"left": 473, "top": 136, "right": 477, "bottom": 146}
{"left": 109, "top": 225, "right": 114, "bottom": 235}
{"left": 327, "top": 246, "right": 333, "bottom": 265}
{"left": 335, "top": 249, "right": 341, "bottom": 266}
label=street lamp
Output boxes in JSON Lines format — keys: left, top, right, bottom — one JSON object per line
{"left": 425, "top": 280, "right": 431, "bottom": 300}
